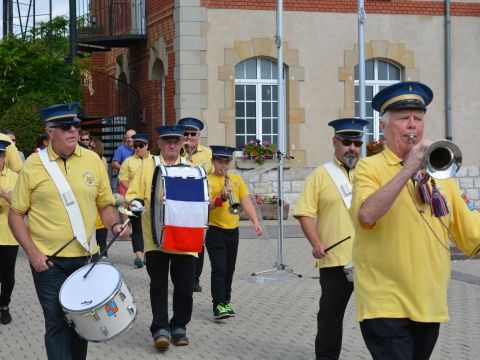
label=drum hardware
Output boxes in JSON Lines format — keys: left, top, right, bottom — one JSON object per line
{"left": 119, "top": 292, "right": 126, "bottom": 301}
{"left": 224, "top": 171, "right": 242, "bottom": 215}
{"left": 127, "top": 306, "right": 135, "bottom": 316}
{"left": 93, "top": 313, "right": 100, "bottom": 321}
{"left": 83, "top": 218, "right": 131, "bottom": 279}
{"left": 101, "top": 326, "right": 109, "bottom": 337}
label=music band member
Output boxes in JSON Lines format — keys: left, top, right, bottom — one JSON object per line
{"left": 206, "top": 146, "right": 262, "bottom": 320}
{"left": 293, "top": 118, "right": 367, "bottom": 360}
{"left": 8, "top": 103, "right": 130, "bottom": 360}
{"left": 178, "top": 117, "right": 212, "bottom": 292}
{"left": 351, "top": 82, "right": 480, "bottom": 360}
{"left": 0, "top": 131, "right": 22, "bottom": 173}
{"left": 126, "top": 125, "right": 197, "bottom": 351}
{"left": 119, "top": 133, "right": 152, "bottom": 268}
{"left": 0, "top": 139, "right": 19, "bottom": 325}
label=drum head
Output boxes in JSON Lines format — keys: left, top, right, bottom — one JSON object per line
{"left": 59, "top": 263, "right": 121, "bottom": 311}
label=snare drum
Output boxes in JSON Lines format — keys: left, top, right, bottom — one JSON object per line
{"left": 343, "top": 262, "right": 354, "bottom": 282}
{"left": 59, "top": 262, "right": 137, "bottom": 342}
{"left": 151, "top": 163, "right": 209, "bottom": 252}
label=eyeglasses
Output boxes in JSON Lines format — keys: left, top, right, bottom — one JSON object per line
{"left": 335, "top": 137, "right": 363, "bottom": 147}
{"left": 80, "top": 137, "right": 90, "bottom": 142}
{"left": 51, "top": 123, "right": 81, "bottom": 131}
{"left": 133, "top": 143, "right": 146, "bottom": 149}
{"left": 183, "top": 132, "right": 198, "bottom": 137}
{"left": 10, "top": 138, "right": 16, "bottom": 143}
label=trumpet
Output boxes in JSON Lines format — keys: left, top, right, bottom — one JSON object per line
{"left": 224, "top": 171, "right": 242, "bottom": 215}
{"left": 407, "top": 134, "right": 462, "bottom": 179}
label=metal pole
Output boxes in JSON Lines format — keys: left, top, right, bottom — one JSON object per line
{"left": 69, "top": 0, "right": 77, "bottom": 63}
{"left": 276, "top": 0, "right": 285, "bottom": 267}
{"left": 445, "top": 0, "right": 452, "bottom": 140}
{"left": 358, "top": 0, "right": 367, "bottom": 156}
{"left": 8, "top": 0, "right": 13, "bottom": 35}
{"left": 3, "top": 0, "right": 8, "bottom": 38}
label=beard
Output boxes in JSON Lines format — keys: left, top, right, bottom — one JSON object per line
{"left": 343, "top": 153, "right": 358, "bottom": 169}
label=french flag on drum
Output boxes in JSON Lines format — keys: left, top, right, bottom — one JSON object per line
{"left": 162, "top": 176, "right": 208, "bottom": 252}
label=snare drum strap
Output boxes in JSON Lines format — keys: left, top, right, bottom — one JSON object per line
{"left": 38, "top": 149, "right": 95, "bottom": 253}
{"left": 323, "top": 161, "right": 352, "bottom": 210}
{"left": 153, "top": 156, "right": 188, "bottom": 167}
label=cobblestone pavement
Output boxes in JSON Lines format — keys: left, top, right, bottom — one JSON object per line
{"left": 1, "top": 228, "right": 480, "bottom": 359}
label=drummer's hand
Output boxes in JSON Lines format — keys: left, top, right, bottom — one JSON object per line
{"left": 312, "top": 243, "right": 327, "bottom": 259}
{"left": 114, "top": 223, "right": 131, "bottom": 240}
{"left": 29, "top": 250, "right": 52, "bottom": 272}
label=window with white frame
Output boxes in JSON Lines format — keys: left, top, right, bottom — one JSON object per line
{"left": 354, "top": 59, "right": 402, "bottom": 141}
{"left": 234, "top": 58, "right": 285, "bottom": 149}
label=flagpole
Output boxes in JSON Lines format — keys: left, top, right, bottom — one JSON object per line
{"left": 358, "top": 0, "right": 367, "bottom": 155}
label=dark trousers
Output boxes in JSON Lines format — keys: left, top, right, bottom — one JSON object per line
{"left": 0, "top": 245, "right": 19, "bottom": 307}
{"left": 360, "top": 318, "right": 440, "bottom": 360}
{"left": 205, "top": 226, "right": 239, "bottom": 308}
{"left": 130, "top": 215, "right": 144, "bottom": 253}
{"left": 145, "top": 251, "right": 196, "bottom": 335}
{"left": 31, "top": 256, "right": 94, "bottom": 360}
{"left": 316, "top": 266, "right": 354, "bottom": 360}
{"left": 96, "top": 228, "right": 108, "bottom": 256}
{"left": 194, "top": 246, "right": 204, "bottom": 283}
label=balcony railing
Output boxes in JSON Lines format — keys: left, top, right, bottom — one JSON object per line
{"left": 77, "top": 0, "right": 147, "bottom": 49}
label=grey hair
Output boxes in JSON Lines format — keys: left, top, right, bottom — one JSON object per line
{"left": 380, "top": 112, "right": 390, "bottom": 125}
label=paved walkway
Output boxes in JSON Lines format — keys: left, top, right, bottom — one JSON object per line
{"left": 1, "top": 229, "right": 480, "bottom": 359}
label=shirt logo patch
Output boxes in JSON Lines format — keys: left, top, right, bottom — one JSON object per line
{"left": 82, "top": 172, "right": 96, "bottom": 187}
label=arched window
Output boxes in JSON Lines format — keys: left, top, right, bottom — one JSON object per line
{"left": 234, "top": 58, "right": 285, "bottom": 149}
{"left": 354, "top": 59, "right": 402, "bottom": 141}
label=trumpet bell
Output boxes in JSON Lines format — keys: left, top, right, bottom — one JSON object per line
{"left": 425, "top": 140, "right": 462, "bottom": 180}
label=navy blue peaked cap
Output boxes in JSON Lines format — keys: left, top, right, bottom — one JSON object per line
{"left": 210, "top": 145, "right": 236, "bottom": 160}
{"left": 132, "top": 133, "right": 150, "bottom": 143}
{"left": 328, "top": 118, "right": 368, "bottom": 137}
{"left": 178, "top": 117, "right": 204, "bottom": 131}
{"left": 40, "top": 102, "right": 81, "bottom": 123}
{"left": 0, "top": 139, "right": 10, "bottom": 152}
{"left": 372, "top": 81, "right": 433, "bottom": 115}
{"left": 155, "top": 125, "right": 185, "bottom": 139}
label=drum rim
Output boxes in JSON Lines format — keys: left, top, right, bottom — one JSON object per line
{"left": 59, "top": 261, "right": 123, "bottom": 313}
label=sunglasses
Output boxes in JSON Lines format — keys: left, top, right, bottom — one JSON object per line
{"left": 183, "top": 132, "right": 198, "bottom": 137}
{"left": 51, "top": 123, "right": 81, "bottom": 131}
{"left": 133, "top": 143, "right": 146, "bottom": 149}
{"left": 80, "top": 137, "right": 90, "bottom": 142}
{"left": 335, "top": 137, "right": 363, "bottom": 147}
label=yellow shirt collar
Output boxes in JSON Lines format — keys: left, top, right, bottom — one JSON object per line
{"left": 382, "top": 146, "right": 403, "bottom": 166}
{"left": 1, "top": 165, "right": 7, "bottom": 176}
{"left": 46, "top": 143, "right": 82, "bottom": 161}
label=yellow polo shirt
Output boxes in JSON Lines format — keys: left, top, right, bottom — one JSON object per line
{"left": 119, "top": 152, "right": 153, "bottom": 183}
{"left": 293, "top": 158, "right": 355, "bottom": 268}
{"left": 0, "top": 166, "right": 18, "bottom": 246}
{"left": 208, "top": 173, "right": 249, "bottom": 229}
{"left": 0, "top": 133, "right": 22, "bottom": 173}
{"left": 126, "top": 156, "right": 197, "bottom": 256}
{"left": 185, "top": 144, "right": 212, "bottom": 174}
{"left": 11, "top": 144, "right": 114, "bottom": 256}
{"left": 351, "top": 146, "right": 480, "bottom": 323}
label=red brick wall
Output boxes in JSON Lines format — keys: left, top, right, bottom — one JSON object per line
{"left": 201, "top": 0, "right": 480, "bottom": 16}
{"left": 83, "top": 0, "right": 176, "bottom": 141}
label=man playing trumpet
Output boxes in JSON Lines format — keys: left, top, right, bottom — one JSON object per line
{"left": 206, "top": 146, "right": 262, "bottom": 320}
{"left": 350, "top": 81, "right": 480, "bottom": 360}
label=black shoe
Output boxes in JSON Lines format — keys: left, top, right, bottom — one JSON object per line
{"left": 193, "top": 281, "right": 202, "bottom": 292}
{"left": 171, "top": 328, "right": 189, "bottom": 346}
{"left": 0, "top": 307, "right": 12, "bottom": 325}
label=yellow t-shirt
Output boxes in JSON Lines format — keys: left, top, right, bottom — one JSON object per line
{"left": 208, "top": 173, "right": 249, "bottom": 229}
{"left": 11, "top": 144, "right": 114, "bottom": 256}
{"left": 186, "top": 144, "right": 212, "bottom": 174}
{"left": 119, "top": 153, "right": 152, "bottom": 183}
{"left": 126, "top": 156, "right": 197, "bottom": 256}
{"left": 0, "top": 133, "right": 22, "bottom": 173}
{"left": 293, "top": 159, "right": 355, "bottom": 268}
{"left": 0, "top": 166, "right": 18, "bottom": 245}
{"left": 350, "top": 146, "right": 480, "bottom": 323}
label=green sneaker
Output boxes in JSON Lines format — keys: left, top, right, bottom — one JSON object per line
{"left": 213, "top": 304, "right": 230, "bottom": 320}
{"left": 134, "top": 257, "right": 144, "bottom": 268}
{"left": 224, "top": 303, "right": 236, "bottom": 317}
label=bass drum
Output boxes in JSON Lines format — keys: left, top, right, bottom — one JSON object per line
{"left": 59, "top": 262, "right": 137, "bottom": 342}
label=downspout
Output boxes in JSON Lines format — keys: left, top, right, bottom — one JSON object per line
{"left": 445, "top": 0, "right": 452, "bottom": 140}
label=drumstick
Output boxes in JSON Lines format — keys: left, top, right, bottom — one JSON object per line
{"left": 48, "top": 237, "right": 77, "bottom": 259}
{"left": 83, "top": 218, "right": 131, "bottom": 279}
{"left": 324, "top": 236, "right": 351, "bottom": 253}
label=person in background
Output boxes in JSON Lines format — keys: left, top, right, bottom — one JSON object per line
{"left": 35, "top": 132, "right": 49, "bottom": 152}
{"left": 78, "top": 130, "right": 91, "bottom": 149}
{"left": 0, "top": 139, "right": 19, "bottom": 324}
{"left": 206, "top": 146, "right": 262, "bottom": 320}
{"left": 293, "top": 118, "right": 367, "bottom": 360}
{"left": 112, "top": 129, "right": 136, "bottom": 195}
{"left": 89, "top": 136, "right": 109, "bottom": 256}
{"left": 1, "top": 129, "right": 25, "bottom": 162}
{"left": 0, "top": 131, "right": 22, "bottom": 173}
{"left": 177, "top": 117, "right": 212, "bottom": 292}
{"left": 119, "top": 134, "right": 152, "bottom": 268}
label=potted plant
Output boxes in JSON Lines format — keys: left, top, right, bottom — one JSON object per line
{"left": 242, "top": 139, "right": 277, "bottom": 165}
{"left": 366, "top": 139, "right": 385, "bottom": 157}
{"left": 240, "top": 193, "right": 289, "bottom": 220}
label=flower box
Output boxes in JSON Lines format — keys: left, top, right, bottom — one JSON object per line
{"left": 240, "top": 194, "right": 289, "bottom": 220}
